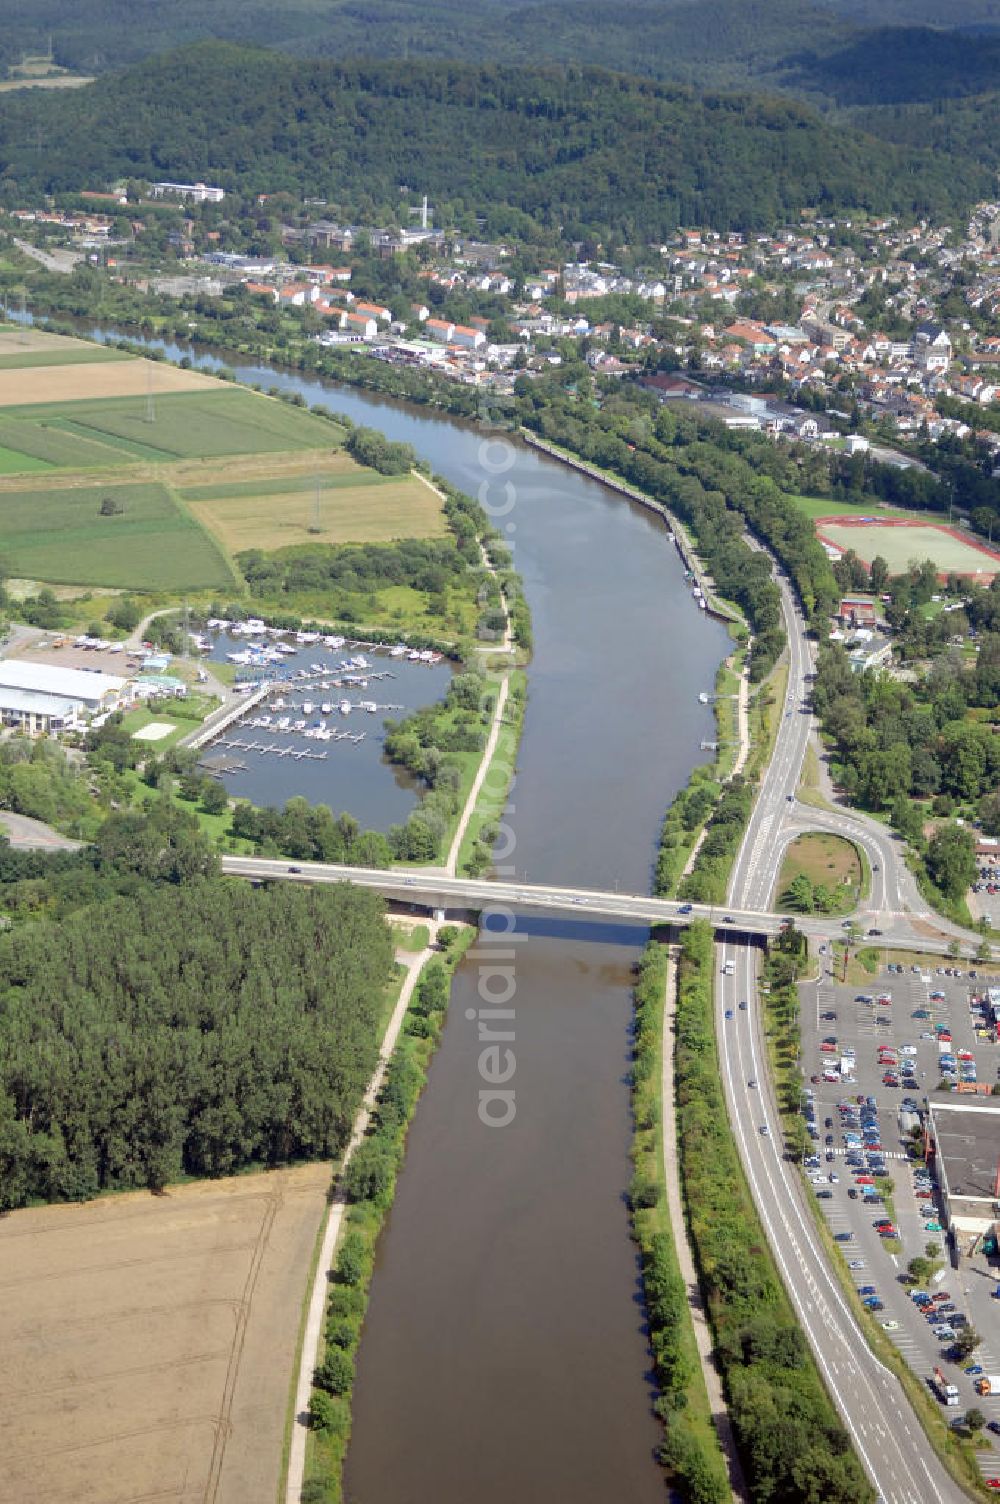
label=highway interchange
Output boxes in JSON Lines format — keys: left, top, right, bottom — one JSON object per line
{"left": 221, "top": 557, "right": 991, "bottom": 1503}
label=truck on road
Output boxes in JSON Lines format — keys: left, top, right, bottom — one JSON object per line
{"left": 932, "top": 1367, "right": 960, "bottom": 1406}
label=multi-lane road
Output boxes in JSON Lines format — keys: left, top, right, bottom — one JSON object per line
{"left": 718, "top": 572, "right": 971, "bottom": 1503}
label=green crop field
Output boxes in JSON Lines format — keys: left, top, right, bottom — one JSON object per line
{"left": 0, "top": 482, "right": 235, "bottom": 590}
{"left": 179, "top": 468, "right": 380, "bottom": 503}
{"left": 0, "top": 347, "right": 133, "bottom": 370}
{"left": 10, "top": 390, "right": 345, "bottom": 461}
{"left": 0, "top": 443, "right": 50, "bottom": 474}
{"left": 0, "top": 416, "right": 131, "bottom": 468}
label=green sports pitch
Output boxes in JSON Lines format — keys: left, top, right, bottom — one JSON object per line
{"left": 816, "top": 516, "right": 1000, "bottom": 579}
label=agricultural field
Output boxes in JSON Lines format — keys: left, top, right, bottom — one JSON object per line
{"left": 7, "top": 388, "right": 344, "bottom": 461}
{"left": 0, "top": 1166, "right": 330, "bottom": 1504}
{"left": 186, "top": 471, "right": 446, "bottom": 551}
{"left": 815, "top": 516, "right": 1000, "bottom": 579}
{"left": 0, "top": 480, "right": 234, "bottom": 589}
{"left": 0, "top": 359, "right": 219, "bottom": 408}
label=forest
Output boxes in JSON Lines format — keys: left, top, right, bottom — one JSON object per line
{"left": 3, "top": 0, "right": 1000, "bottom": 123}
{"left": 0, "top": 45, "right": 988, "bottom": 242}
{"left": 0, "top": 875, "right": 393, "bottom": 1208}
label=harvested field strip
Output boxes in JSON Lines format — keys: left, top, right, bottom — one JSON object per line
{"left": 0, "top": 482, "right": 235, "bottom": 591}
{"left": 0, "top": 359, "right": 217, "bottom": 407}
{"left": 0, "top": 1166, "right": 330, "bottom": 1504}
{"left": 190, "top": 476, "right": 446, "bottom": 552}
{"left": 0, "top": 346, "right": 133, "bottom": 370}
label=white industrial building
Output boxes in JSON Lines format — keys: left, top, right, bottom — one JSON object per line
{"left": 0, "top": 661, "right": 131, "bottom": 735}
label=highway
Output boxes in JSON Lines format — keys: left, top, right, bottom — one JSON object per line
{"left": 717, "top": 572, "right": 970, "bottom": 1504}
{"left": 219, "top": 853, "right": 977, "bottom": 961}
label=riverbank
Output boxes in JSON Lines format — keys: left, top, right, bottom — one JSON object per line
{"left": 520, "top": 429, "right": 745, "bottom": 629}
{"left": 629, "top": 940, "right": 735, "bottom": 1502}
{"left": 289, "top": 922, "right": 475, "bottom": 1504}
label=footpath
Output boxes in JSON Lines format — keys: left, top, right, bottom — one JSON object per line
{"left": 283, "top": 926, "right": 441, "bottom": 1504}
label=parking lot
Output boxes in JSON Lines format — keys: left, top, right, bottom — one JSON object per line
{"left": 970, "top": 856, "right": 1000, "bottom": 930}
{"left": 797, "top": 954, "right": 1000, "bottom": 1462}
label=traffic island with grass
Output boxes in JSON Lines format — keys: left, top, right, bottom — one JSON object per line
{"left": 778, "top": 831, "right": 865, "bottom": 916}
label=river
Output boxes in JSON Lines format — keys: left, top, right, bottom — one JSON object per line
{"left": 83, "top": 325, "right": 730, "bottom": 1497}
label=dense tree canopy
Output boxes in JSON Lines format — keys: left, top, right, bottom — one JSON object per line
{"left": 0, "top": 879, "right": 393, "bottom": 1207}
{"left": 0, "top": 46, "right": 987, "bottom": 241}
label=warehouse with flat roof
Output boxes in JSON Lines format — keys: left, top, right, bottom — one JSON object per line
{"left": 0, "top": 659, "right": 130, "bottom": 735}
{"left": 927, "top": 1100, "right": 1000, "bottom": 1242}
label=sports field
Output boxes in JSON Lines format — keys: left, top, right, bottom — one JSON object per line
{"left": 815, "top": 516, "right": 1000, "bottom": 579}
{"left": 0, "top": 481, "right": 235, "bottom": 589}
{"left": 0, "top": 1166, "right": 330, "bottom": 1504}
{"left": 186, "top": 472, "right": 446, "bottom": 550}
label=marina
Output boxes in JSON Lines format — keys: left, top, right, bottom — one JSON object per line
{"left": 194, "top": 624, "right": 453, "bottom": 828}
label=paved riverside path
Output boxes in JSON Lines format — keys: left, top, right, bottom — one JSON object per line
{"left": 283, "top": 927, "right": 440, "bottom": 1504}
{"left": 662, "top": 948, "right": 748, "bottom": 1502}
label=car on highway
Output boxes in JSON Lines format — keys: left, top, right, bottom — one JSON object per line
{"left": 868, "top": 927, "right": 883, "bottom": 937}
{"left": 722, "top": 915, "right": 735, "bottom": 924}
{"left": 759, "top": 1125, "right": 769, "bottom": 1136}
{"left": 287, "top": 865, "right": 302, "bottom": 874}
{"left": 725, "top": 1008, "right": 734, "bottom": 1020}
{"left": 677, "top": 903, "right": 693, "bottom": 915}
{"left": 748, "top": 1078, "right": 757, "bottom": 1089}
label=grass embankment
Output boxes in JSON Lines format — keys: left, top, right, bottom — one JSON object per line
{"left": 629, "top": 941, "right": 730, "bottom": 1502}
{"left": 675, "top": 921, "right": 875, "bottom": 1504}
{"left": 654, "top": 652, "right": 743, "bottom": 896}
{"left": 298, "top": 928, "right": 475, "bottom": 1503}
{"left": 456, "top": 668, "right": 526, "bottom": 876}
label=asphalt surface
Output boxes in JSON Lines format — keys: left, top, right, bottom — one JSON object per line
{"left": 717, "top": 573, "right": 971, "bottom": 1503}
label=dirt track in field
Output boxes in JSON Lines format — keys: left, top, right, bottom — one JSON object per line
{"left": 0, "top": 1166, "right": 330, "bottom": 1504}
{"left": 0, "top": 360, "right": 217, "bottom": 407}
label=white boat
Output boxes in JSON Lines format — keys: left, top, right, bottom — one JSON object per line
{"left": 302, "top": 701, "right": 313, "bottom": 715}
{"left": 339, "top": 699, "right": 351, "bottom": 715}
{"left": 389, "top": 644, "right": 406, "bottom": 657}
{"left": 321, "top": 702, "right": 332, "bottom": 715}
{"left": 310, "top": 662, "right": 325, "bottom": 673}
{"left": 294, "top": 719, "right": 306, "bottom": 731}
{"left": 277, "top": 716, "right": 291, "bottom": 730}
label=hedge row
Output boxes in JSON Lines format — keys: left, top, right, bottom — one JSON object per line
{"left": 629, "top": 941, "right": 731, "bottom": 1502}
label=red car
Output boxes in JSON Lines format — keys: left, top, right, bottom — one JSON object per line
{"left": 821, "top": 1041, "right": 837, "bottom": 1053}
{"left": 856, "top": 1175, "right": 875, "bottom": 1185}
{"left": 916, "top": 1190, "right": 933, "bottom": 1200}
